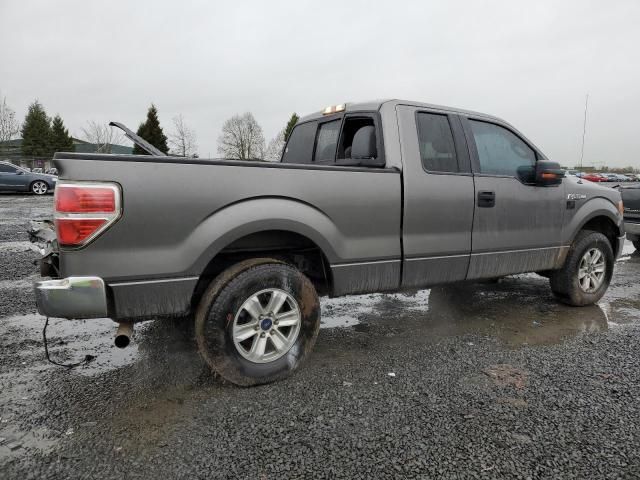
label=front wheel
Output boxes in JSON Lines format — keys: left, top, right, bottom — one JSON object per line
{"left": 550, "top": 230, "right": 614, "bottom": 306}
{"left": 31, "top": 181, "right": 48, "bottom": 195}
{"left": 195, "top": 258, "right": 320, "bottom": 386}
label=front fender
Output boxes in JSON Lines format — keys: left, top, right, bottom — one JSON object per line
{"left": 563, "top": 196, "right": 623, "bottom": 245}
{"left": 186, "top": 197, "right": 343, "bottom": 274}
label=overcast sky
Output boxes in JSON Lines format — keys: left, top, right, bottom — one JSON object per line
{"left": 1, "top": 0, "right": 639, "bottom": 167}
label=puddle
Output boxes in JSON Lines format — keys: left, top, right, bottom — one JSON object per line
{"left": 417, "top": 280, "right": 611, "bottom": 346}
{"left": 320, "top": 290, "right": 430, "bottom": 329}
{"left": 318, "top": 275, "right": 627, "bottom": 347}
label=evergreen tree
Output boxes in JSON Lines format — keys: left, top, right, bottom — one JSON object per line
{"left": 21, "top": 100, "right": 52, "bottom": 157}
{"left": 284, "top": 113, "right": 299, "bottom": 141}
{"left": 50, "top": 114, "right": 74, "bottom": 153}
{"left": 132, "top": 104, "right": 169, "bottom": 155}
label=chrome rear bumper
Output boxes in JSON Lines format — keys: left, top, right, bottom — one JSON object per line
{"left": 35, "top": 276, "right": 108, "bottom": 319}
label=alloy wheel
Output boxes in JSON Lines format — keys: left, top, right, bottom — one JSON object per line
{"left": 232, "top": 288, "right": 302, "bottom": 363}
{"left": 578, "top": 247, "right": 606, "bottom": 293}
{"left": 32, "top": 181, "right": 48, "bottom": 195}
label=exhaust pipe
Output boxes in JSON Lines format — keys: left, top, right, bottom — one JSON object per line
{"left": 114, "top": 322, "right": 134, "bottom": 348}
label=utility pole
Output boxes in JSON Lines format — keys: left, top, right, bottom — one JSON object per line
{"left": 579, "top": 93, "right": 589, "bottom": 169}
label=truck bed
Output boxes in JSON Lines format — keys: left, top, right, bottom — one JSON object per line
{"left": 53, "top": 153, "right": 402, "bottom": 318}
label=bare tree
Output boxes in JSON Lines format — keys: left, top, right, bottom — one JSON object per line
{"left": 264, "top": 128, "right": 286, "bottom": 162}
{"left": 0, "top": 94, "right": 20, "bottom": 143}
{"left": 169, "top": 114, "right": 197, "bottom": 157}
{"left": 217, "top": 112, "right": 265, "bottom": 160}
{"left": 81, "top": 121, "right": 125, "bottom": 153}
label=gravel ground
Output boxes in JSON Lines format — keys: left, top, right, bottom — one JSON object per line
{"left": 1, "top": 194, "right": 640, "bottom": 479}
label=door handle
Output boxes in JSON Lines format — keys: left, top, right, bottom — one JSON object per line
{"left": 477, "top": 191, "right": 495, "bottom": 208}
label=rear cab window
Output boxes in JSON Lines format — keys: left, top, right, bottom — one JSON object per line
{"left": 314, "top": 120, "right": 341, "bottom": 164}
{"left": 282, "top": 112, "right": 384, "bottom": 167}
{"left": 281, "top": 122, "right": 316, "bottom": 164}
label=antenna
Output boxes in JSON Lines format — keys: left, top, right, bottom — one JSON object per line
{"left": 579, "top": 93, "right": 589, "bottom": 168}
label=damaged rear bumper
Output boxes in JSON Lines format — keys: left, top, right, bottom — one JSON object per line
{"left": 35, "top": 277, "right": 108, "bottom": 319}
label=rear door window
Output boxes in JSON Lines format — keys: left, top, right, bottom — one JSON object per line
{"left": 0, "top": 164, "right": 17, "bottom": 173}
{"left": 281, "top": 122, "right": 316, "bottom": 164}
{"left": 416, "top": 113, "right": 458, "bottom": 173}
{"left": 314, "top": 120, "right": 341, "bottom": 163}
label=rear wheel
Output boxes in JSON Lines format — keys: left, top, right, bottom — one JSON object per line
{"left": 195, "top": 258, "right": 320, "bottom": 386}
{"left": 550, "top": 230, "right": 614, "bottom": 306}
{"left": 31, "top": 181, "right": 48, "bottom": 195}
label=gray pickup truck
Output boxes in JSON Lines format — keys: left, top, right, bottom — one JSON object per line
{"left": 34, "top": 99, "right": 625, "bottom": 385}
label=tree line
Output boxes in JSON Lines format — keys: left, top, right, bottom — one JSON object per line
{"left": 0, "top": 91, "right": 298, "bottom": 161}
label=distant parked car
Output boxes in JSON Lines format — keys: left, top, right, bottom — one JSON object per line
{"left": 603, "top": 173, "right": 632, "bottom": 183}
{"left": 0, "top": 161, "right": 57, "bottom": 195}
{"left": 31, "top": 167, "right": 43, "bottom": 173}
{"left": 46, "top": 168, "right": 58, "bottom": 176}
{"left": 599, "top": 174, "right": 617, "bottom": 182}
{"left": 581, "top": 173, "right": 607, "bottom": 182}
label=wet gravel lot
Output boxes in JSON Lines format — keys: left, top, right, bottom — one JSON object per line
{"left": 1, "top": 194, "right": 640, "bottom": 479}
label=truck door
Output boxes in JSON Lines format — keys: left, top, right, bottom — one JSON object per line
{"left": 397, "top": 105, "right": 475, "bottom": 288}
{"left": 460, "top": 116, "right": 565, "bottom": 279}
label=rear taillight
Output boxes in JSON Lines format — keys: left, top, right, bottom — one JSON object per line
{"left": 54, "top": 182, "right": 121, "bottom": 247}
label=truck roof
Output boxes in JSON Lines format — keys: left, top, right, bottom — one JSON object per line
{"left": 299, "top": 99, "right": 503, "bottom": 123}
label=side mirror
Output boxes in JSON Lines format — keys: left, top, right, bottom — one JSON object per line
{"left": 16, "top": 170, "right": 24, "bottom": 175}
{"left": 536, "top": 160, "right": 564, "bottom": 186}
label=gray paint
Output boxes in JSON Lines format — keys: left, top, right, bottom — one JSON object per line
{"left": 47, "top": 100, "right": 624, "bottom": 321}
{"left": 109, "top": 277, "right": 198, "bottom": 319}
{"left": 396, "top": 104, "right": 475, "bottom": 287}
{"left": 466, "top": 247, "right": 568, "bottom": 279}
{"left": 55, "top": 157, "right": 402, "bottom": 285}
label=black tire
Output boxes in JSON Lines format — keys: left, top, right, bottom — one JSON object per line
{"left": 30, "top": 180, "right": 49, "bottom": 195}
{"left": 195, "top": 258, "right": 320, "bottom": 386}
{"left": 549, "top": 230, "right": 614, "bottom": 306}
{"left": 634, "top": 240, "right": 640, "bottom": 253}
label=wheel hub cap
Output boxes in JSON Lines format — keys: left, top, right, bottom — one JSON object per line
{"left": 232, "top": 288, "right": 301, "bottom": 364}
{"left": 260, "top": 318, "right": 273, "bottom": 331}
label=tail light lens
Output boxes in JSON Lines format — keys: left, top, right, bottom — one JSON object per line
{"left": 54, "top": 182, "right": 122, "bottom": 247}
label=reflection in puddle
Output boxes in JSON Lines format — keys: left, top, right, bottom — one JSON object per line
{"left": 320, "top": 276, "right": 612, "bottom": 346}
{"left": 320, "top": 290, "right": 430, "bottom": 329}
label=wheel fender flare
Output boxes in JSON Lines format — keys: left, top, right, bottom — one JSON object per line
{"left": 186, "top": 197, "right": 342, "bottom": 274}
{"left": 563, "top": 198, "right": 623, "bottom": 245}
